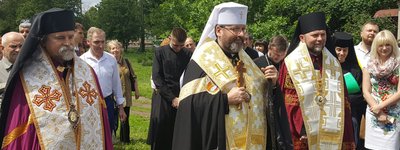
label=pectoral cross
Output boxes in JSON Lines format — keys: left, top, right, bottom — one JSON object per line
{"left": 236, "top": 60, "right": 247, "bottom": 109}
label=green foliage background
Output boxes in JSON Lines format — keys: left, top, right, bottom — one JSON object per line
{"left": 0, "top": 0, "right": 398, "bottom": 45}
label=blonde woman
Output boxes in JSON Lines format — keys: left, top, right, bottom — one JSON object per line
{"left": 362, "top": 30, "right": 400, "bottom": 149}
{"left": 107, "top": 40, "right": 140, "bottom": 143}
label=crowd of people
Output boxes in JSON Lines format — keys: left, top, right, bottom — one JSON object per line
{"left": 0, "top": 2, "right": 399, "bottom": 150}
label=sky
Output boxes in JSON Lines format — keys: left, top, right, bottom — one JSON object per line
{"left": 82, "top": 0, "right": 101, "bottom": 12}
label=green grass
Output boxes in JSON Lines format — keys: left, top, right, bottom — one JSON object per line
{"left": 113, "top": 114, "right": 151, "bottom": 150}
{"left": 131, "top": 105, "right": 151, "bottom": 113}
{"left": 123, "top": 48, "right": 155, "bottom": 99}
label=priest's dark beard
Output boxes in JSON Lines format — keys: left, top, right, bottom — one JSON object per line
{"left": 60, "top": 46, "right": 75, "bottom": 61}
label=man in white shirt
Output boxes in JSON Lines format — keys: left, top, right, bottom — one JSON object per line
{"left": 80, "top": 27, "right": 126, "bottom": 138}
{"left": 354, "top": 22, "right": 379, "bottom": 68}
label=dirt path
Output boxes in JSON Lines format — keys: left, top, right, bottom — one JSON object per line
{"left": 132, "top": 97, "right": 151, "bottom": 108}
{"left": 131, "top": 97, "right": 151, "bottom": 117}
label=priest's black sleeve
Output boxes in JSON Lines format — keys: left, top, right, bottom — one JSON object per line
{"left": 173, "top": 60, "right": 228, "bottom": 150}
{"left": 152, "top": 47, "right": 176, "bottom": 102}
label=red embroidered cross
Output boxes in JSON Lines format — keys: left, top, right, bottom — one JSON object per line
{"left": 33, "top": 85, "right": 62, "bottom": 112}
{"left": 79, "top": 81, "right": 98, "bottom": 105}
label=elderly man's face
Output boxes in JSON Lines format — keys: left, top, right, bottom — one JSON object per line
{"left": 43, "top": 30, "right": 75, "bottom": 62}
{"left": 19, "top": 27, "right": 30, "bottom": 39}
{"left": 300, "top": 30, "right": 326, "bottom": 55}
{"left": 88, "top": 32, "right": 105, "bottom": 54}
{"left": 216, "top": 25, "right": 246, "bottom": 53}
{"left": 185, "top": 38, "right": 196, "bottom": 52}
{"left": 3, "top": 33, "right": 24, "bottom": 63}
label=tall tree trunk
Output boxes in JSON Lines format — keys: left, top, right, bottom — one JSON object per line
{"left": 123, "top": 40, "right": 129, "bottom": 52}
{"left": 139, "top": 0, "right": 145, "bottom": 52}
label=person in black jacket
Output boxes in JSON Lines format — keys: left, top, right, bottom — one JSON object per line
{"left": 147, "top": 27, "right": 192, "bottom": 150}
{"left": 244, "top": 33, "right": 260, "bottom": 59}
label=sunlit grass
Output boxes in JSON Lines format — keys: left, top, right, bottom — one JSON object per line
{"left": 113, "top": 113, "right": 150, "bottom": 150}
{"left": 123, "top": 48, "right": 154, "bottom": 99}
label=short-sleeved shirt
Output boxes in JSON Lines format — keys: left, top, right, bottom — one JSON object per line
{"left": 354, "top": 42, "right": 370, "bottom": 68}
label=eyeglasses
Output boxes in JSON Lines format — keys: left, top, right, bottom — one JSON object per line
{"left": 221, "top": 26, "right": 247, "bottom": 35}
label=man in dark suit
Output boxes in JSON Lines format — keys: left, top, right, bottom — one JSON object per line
{"left": 244, "top": 32, "right": 260, "bottom": 59}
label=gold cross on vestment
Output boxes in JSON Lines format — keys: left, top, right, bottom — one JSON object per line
{"left": 213, "top": 63, "right": 230, "bottom": 79}
{"left": 292, "top": 59, "right": 310, "bottom": 79}
{"left": 79, "top": 81, "right": 98, "bottom": 105}
{"left": 33, "top": 85, "right": 62, "bottom": 112}
{"left": 326, "top": 58, "right": 342, "bottom": 78}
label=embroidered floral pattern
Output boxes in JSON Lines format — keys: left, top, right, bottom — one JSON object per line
{"left": 33, "top": 85, "right": 62, "bottom": 112}
{"left": 79, "top": 81, "right": 98, "bottom": 105}
{"left": 370, "top": 67, "right": 400, "bottom": 133}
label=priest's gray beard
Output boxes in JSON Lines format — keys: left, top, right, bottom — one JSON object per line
{"left": 308, "top": 45, "right": 324, "bottom": 55}
{"left": 229, "top": 40, "right": 244, "bottom": 53}
{"left": 60, "top": 45, "right": 75, "bottom": 61}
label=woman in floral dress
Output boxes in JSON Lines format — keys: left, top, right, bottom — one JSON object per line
{"left": 362, "top": 30, "right": 400, "bottom": 150}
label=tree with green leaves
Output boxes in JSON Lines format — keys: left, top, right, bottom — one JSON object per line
{"left": 97, "top": 0, "right": 140, "bottom": 51}
{"left": 3, "top": 0, "right": 395, "bottom": 52}
{"left": 145, "top": 0, "right": 398, "bottom": 45}
{"left": 0, "top": 0, "right": 81, "bottom": 34}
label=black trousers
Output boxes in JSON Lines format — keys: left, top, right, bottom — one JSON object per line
{"left": 119, "top": 107, "right": 131, "bottom": 143}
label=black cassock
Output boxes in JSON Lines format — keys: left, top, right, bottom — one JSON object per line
{"left": 254, "top": 55, "right": 293, "bottom": 150}
{"left": 245, "top": 47, "right": 260, "bottom": 60}
{"left": 147, "top": 45, "right": 191, "bottom": 150}
{"left": 172, "top": 55, "right": 293, "bottom": 150}
{"left": 172, "top": 60, "right": 228, "bottom": 150}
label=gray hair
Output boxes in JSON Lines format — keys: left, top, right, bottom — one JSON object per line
{"left": 87, "top": 27, "right": 105, "bottom": 41}
{"left": 2, "top": 32, "right": 24, "bottom": 46}
{"left": 19, "top": 19, "right": 31, "bottom": 31}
